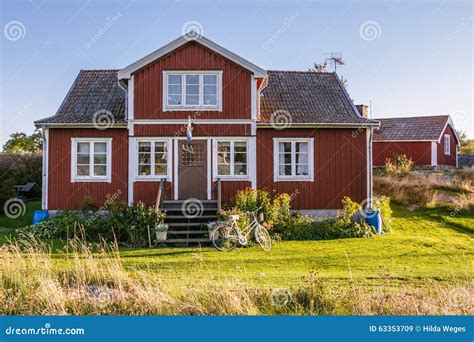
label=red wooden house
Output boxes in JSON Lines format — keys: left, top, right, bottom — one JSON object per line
{"left": 373, "top": 115, "right": 459, "bottom": 167}
{"left": 35, "top": 33, "right": 378, "bottom": 223}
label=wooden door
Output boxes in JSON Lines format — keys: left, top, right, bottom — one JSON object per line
{"left": 178, "top": 140, "right": 207, "bottom": 199}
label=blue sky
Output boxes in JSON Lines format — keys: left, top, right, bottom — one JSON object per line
{"left": 0, "top": 0, "right": 473, "bottom": 147}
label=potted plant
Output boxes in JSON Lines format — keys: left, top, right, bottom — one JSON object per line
{"left": 155, "top": 222, "right": 169, "bottom": 241}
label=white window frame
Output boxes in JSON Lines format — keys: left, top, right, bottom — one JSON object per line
{"left": 213, "top": 138, "right": 250, "bottom": 180}
{"left": 71, "top": 138, "right": 112, "bottom": 183}
{"left": 444, "top": 134, "right": 451, "bottom": 155}
{"left": 273, "top": 138, "right": 314, "bottom": 182}
{"left": 134, "top": 138, "right": 173, "bottom": 180}
{"left": 162, "top": 70, "right": 223, "bottom": 112}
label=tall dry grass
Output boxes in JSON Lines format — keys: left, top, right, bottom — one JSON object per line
{"left": 374, "top": 170, "right": 474, "bottom": 209}
{"left": 0, "top": 235, "right": 472, "bottom": 315}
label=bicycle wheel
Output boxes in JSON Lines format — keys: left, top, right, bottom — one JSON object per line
{"left": 255, "top": 224, "right": 272, "bottom": 251}
{"left": 212, "top": 223, "right": 239, "bottom": 252}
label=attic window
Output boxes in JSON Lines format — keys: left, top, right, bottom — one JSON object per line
{"left": 163, "top": 71, "right": 222, "bottom": 111}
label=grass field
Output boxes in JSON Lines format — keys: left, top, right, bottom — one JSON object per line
{"left": 1, "top": 203, "right": 472, "bottom": 288}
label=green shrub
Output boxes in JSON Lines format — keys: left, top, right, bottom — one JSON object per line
{"left": 17, "top": 202, "right": 165, "bottom": 246}
{"left": 385, "top": 154, "right": 413, "bottom": 175}
{"left": 232, "top": 188, "right": 291, "bottom": 233}
{"left": 282, "top": 215, "right": 344, "bottom": 240}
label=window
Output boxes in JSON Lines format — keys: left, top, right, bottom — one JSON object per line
{"left": 71, "top": 138, "right": 111, "bottom": 182}
{"left": 444, "top": 134, "right": 450, "bottom": 155}
{"left": 163, "top": 71, "right": 222, "bottom": 111}
{"left": 273, "top": 138, "right": 314, "bottom": 181}
{"left": 137, "top": 140, "right": 170, "bottom": 178}
{"left": 216, "top": 140, "right": 248, "bottom": 177}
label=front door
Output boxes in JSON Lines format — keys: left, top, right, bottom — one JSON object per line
{"left": 178, "top": 140, "right": 207, "bottom": 199}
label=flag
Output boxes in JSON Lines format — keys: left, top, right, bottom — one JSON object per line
{"left": 186, "top": 116, "right": 193, "bottom": 143}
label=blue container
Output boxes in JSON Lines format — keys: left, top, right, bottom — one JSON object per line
{"left": 365, "top": 210, "right": 382, "bottom": 234}
{"left": 32, "top": 210, "right": 49, "bottom": 224}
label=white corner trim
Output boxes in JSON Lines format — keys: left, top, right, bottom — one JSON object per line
{"left": 249, "top": 136, "right": 257, "bottom": 188}
{"left": 173, "top": 139, "right": 179, "bottom": 200}
{"left": 128, "top": 138, "right": 136, "bottom": 205}
{"left": 273, "top": 137, "right": 315, "bottom": 182}
{"left": 207, "top": 138, "right": 212, "bottom": 200}
{"left": 437, "top": 116, "right": 461, "bottom": 145}
{"left": 70, "top": 138, "right": 112, "bottom": 183}
{"left": 42, "top": 128, "right": 49, "bottom": 210}
{"left": 118, "top": 34, "right": 267, "bottom": 79}
{"left": 431, "top": 141, "right": 438, "bottom": 166}
{"left": 251, "top": 76, "right": 257, "bottom": 120}
{"left": 366, "top": 128, "right": 373, "bottom": 207}
{"left": 128, "top": 75, "right": 134, "bottom": 120}
{"left": 162, "top": 71, "right": 223, "bottom": 112}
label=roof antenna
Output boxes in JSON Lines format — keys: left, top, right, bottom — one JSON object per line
{"left": 324, "top": 52, "right": 344, "bottom": 73}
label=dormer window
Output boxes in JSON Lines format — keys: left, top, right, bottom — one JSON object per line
{"left": 163, "top": 71, "right": 222, "bottom": 111}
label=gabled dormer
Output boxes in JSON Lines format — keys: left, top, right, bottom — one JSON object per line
{"left": 118, "top": 33, "right": 267, "bottom": 121}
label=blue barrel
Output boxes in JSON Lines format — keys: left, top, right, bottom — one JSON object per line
{"left": 32, "top": 210, "right": 49, "bottom": 224}
{"left": 365, "top": 210, "right": 382, "bottom": 234}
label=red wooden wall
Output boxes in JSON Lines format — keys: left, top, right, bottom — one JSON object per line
{"left": 437, "top": 124, "right": 457, "bottom": 166}
{"left": 133, "top": 41, "right": 252, "bottom": 120}
{"left": 256, "top": 128, "right": 368, "bottom": 210}
{"left": 372, "top": 141, "right": 432, "bottom": 166}
{"left": 47, "top": 128, "right": 128, "bottom": 210}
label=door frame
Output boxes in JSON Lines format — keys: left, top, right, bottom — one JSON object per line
{"left": 173, "top": 137, "right": 212, "bottom": 200}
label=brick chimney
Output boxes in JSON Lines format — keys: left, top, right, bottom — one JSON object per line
{"left": 356, "top": 104, "right": 369, "bottom": 118}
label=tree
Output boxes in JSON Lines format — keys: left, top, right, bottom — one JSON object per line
{"left": 3, "top": 130, "right": 43, "bottom": 153}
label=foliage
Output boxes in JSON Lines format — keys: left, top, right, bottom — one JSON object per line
{"left": 82, "top": 196, "right": 97, "bottom": 212}
{"left": 3, "top": 130, "right": 43, "bottom": 153}
{"left": 459, "top": 139, "right": 474, "bottom": 154}
{"left": 17, "top": 202, "right": 165, "bottom": 246}
{"left": 384, "top": 154, "right": 413, "bottom": 175}
{"left": 0, "top": 153, "right": 42, "bottom": 211}
{"left": 232, "top": 188, "right": 291, "bottom": 233}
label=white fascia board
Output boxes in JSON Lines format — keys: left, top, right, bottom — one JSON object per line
{"left": 118, "top": 34, "right": 267, "bottom": 79}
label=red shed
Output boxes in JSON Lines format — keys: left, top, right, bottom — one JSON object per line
{"left": 373, "top": 115, "right": 459, "bottom": 167}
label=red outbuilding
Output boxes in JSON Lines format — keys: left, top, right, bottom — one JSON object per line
{"left": 373, "top": 115, "right": 459, "bottom": 167}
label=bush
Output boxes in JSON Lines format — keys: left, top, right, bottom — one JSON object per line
{"left": 232, "top": 188, "right": 291, "bottom": 233}
{"left": 384, "top": 154, "right": 413, "bottom": 175}
{"left": 17, "top": 202, "right": 165, "bottom": 246}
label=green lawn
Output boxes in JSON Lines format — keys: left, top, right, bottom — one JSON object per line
{"left": 0, "top": 200, "right": 41, "bottom": 230}
{"left": 1, "top": 203, "right": 472, "bottom": 288}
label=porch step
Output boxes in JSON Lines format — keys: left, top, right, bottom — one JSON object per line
{"left": 160, "top": 199, "right": 218, "bottom": 246}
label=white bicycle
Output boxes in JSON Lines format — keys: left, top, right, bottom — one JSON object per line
{"left": 210, "top": 208, "right": 272, "bottom": 252}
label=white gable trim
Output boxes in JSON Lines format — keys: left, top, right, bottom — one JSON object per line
{"left": 118, "top": 33, "right": 267, "bottom": 79}
{"left": 437, "top": 116, "right": 460, "bottom": 145}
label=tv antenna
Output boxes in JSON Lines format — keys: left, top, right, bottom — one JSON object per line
{"left": 324, "top": 52, "right": 345, "bottom": 73}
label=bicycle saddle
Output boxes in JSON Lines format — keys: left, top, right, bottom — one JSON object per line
{"left": 230, "top": 215, "right": 240, "bottom": 220}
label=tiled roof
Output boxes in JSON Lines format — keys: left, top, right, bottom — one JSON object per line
{"left": 373, "top": 115, "right": 450, "bottom": 141}
{"left": 36, "top": 69, "right": 377, "bottom": 126}
{"left": 259, "top": 71, "right": 378, "bottom": 125}
{"left": 35, "top": 70, "right": 126, "bottom": 125}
